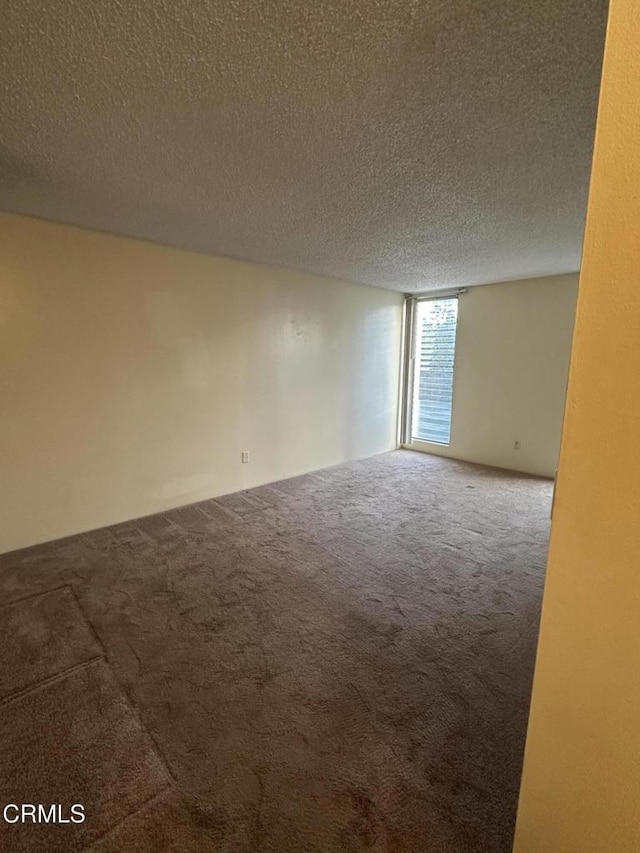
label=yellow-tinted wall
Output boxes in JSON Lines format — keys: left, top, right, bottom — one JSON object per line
{"left": 0, "top": 213, "right": 402, "bottom": 554}
{"left": 408, "top": 274, "right": 578, "bottom": 478}
{"left": 514, "top": 1, "right": 640, "bottom": 849}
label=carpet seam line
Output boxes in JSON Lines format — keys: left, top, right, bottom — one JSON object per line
{"left": 0, "top": 655, "right": 104, "bottom": 708}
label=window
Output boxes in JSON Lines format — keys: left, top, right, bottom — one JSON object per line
{"left": 409, "top": 297, "right": 459, "bottom": 445}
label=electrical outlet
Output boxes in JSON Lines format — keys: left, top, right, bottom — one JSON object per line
{"left": 514, "top": 440, "right": 520, "bottom": 450}
{"left": 241, "top": 450, "right": 250, "bottom": 464}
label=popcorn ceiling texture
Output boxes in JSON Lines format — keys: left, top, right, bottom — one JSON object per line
{"left": 0, "top": 0, "right": 607, "bottom": 291}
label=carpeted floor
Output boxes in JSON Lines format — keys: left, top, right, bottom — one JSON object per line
{"left": 0, "top": 450, "right": 551, "bottom": 852}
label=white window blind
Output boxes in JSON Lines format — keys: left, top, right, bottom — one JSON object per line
{"left": 411, "top": 297, "right": 459, "bottom": 445}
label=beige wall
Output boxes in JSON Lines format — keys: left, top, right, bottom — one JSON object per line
{"left": 0, "top": 213, "right": 402, "bottom": 554}
{"left": 514, "top": 0, "right": 640, "bottom": 850}
{"left": 408, "top": 274, "right": 578, "bottom": 478}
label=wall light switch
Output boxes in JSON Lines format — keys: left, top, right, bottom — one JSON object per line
{"left": 241, "top": 451, "right": 250, "bottom": 464}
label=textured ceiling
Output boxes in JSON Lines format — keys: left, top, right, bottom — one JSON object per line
{"left": 0, "top": 0, "right": 608, "bottom": 291}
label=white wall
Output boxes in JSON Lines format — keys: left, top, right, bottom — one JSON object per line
{"left": 0, "top": 212, "right": 402, "bottom": 554}
{"left": 407, "top": 274, "right": 578, "bottom": 477}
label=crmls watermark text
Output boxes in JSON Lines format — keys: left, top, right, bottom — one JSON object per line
{"left": 3, "top": 804, "right": 85, "bottom": 824}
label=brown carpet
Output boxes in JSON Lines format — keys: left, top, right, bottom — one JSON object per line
{"left": 0, "top": 587, "right": 102, "bottom": 698}
{"left": 0, "top": 450, "right": 551, "bottom": 852}
{"left": 0, "top": 658, "right": 171, "bottom": 852}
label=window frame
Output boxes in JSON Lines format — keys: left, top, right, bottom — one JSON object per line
{"left": 400, "top": 290, "right": 464, "bottom": 448}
